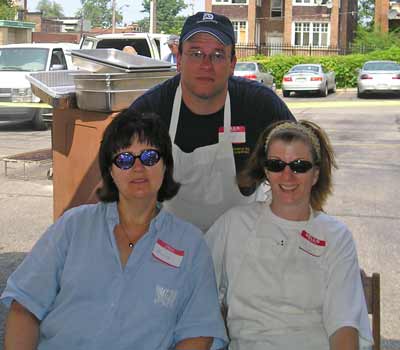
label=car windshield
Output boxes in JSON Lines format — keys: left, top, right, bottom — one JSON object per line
{"left": 235, "top": 62, "right": 256, "bottom": 71}
{"left": 290, "top": 65, "right": 319, "bottom": 73}
{"left": 363, "top": 62, "right": 400, "bottom": 71}
{"left": 0, "top": 48, "right": 49, "bottom": 71}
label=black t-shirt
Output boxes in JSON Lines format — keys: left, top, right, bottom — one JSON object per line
{"left": 129, "top": 74, "right": 295, "bottom": 176}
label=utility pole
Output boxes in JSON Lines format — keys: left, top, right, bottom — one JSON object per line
{"left": 149, "top": 0, "right": 157, "bottom": 33}
{"left": 112, "top": 0, "right": 116, "bottom": 33}
{"left": 24, "top": 0, "right": 27, "bottom": 20}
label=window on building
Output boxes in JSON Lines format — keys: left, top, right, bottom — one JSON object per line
{"left": 271, "top": 0, "right": 282, "bottom": 17}
{"left": 232, "top": 21, "right": 247, "bottom": 43}
{"left": 293, "top": 0, "right": 331, "bottom": 4}
{"left": 294, "top": 0, "right": 311, "bottom": 4}
{"left": 214, "top": 0, "right": 247, "bottom": 3}
{"left": 294, "top": 22, "right": 329, "bottom": 46}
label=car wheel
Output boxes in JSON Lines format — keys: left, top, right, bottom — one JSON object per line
{"left": 357, "top": 88, "right": 364, "bottom": 99}
{"left": 32, "top": 110, "right": 48, "bottom": 131}
{"left": 282, "top": 90, "right": 290, "bottom": 97}
{"left": 320, "top": 84, "right": 328, "bottom": 97}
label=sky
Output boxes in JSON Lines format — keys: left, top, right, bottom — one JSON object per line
{"left": 28, "top": 0, "right": 205, "bottom": 26}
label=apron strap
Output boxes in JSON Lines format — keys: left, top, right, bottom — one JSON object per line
{"left": 169, "top": 83, "right": 182, "bottom": 143}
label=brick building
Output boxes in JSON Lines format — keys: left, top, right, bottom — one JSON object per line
{"left": 205, "top": 0, "right": 357, "bottom": 50}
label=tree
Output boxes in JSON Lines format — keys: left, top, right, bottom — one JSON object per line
{"left": 353, "top": 25, "right": 400, "bottom": 52}
{"left": 37, "top": 0, "right": 64, "bottom": 18}
{"left": 357, "top": 0, "right": 374, "bottom": 30}
{"left": 141, "top": 0, "right": 187, "bottom": 33}
{"left": 0, "top": 0, "right": 17, "bottom": 20}
{"left": 76, "top": 0, "right": 122, "bottom": 29}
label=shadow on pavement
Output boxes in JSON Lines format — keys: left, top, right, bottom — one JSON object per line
{"left": 0, "top": 252, "right": 27, "bottom": 349}
{"left": 358, "top": 92, "right": 400, "bottom": 100}
{"left": 0, "top": 121, "right": 36, "bottom": 132}
{"left": 382, "top": 338, "right": 400, "bottom": 350}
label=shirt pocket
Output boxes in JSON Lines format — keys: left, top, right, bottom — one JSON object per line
{"left": 141, "top": 256, "right": 184, "bottom": 322}
{"left": 283, "top": 250, "right": 327, "bottom": 310}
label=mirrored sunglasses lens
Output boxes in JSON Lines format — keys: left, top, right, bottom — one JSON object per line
{"left": 115, "top": 153, "right": 134, "bottom": 169}
{"left": 265, "top": 159, "right": 286, "bottom": 172}
{"left": 140, "top": 150, "right": 160, "bottom": 166}
{"left": 290, "top": 160, "right": 313, "bottom": 173}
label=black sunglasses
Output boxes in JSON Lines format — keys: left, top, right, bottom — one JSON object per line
{"left": 113, "top": 149, "right": 161, "bottom": 170}
{"left": 264, "top": 159, "right": 313, "bottom": 174}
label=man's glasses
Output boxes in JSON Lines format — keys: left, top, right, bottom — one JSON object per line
{"left": 113, "top": 150, "right": 161, "bottom": 170}
{"left": 184, "top": 50, "right": 227, "bottom": 64}
{"left": 264, "top": 159, "right": 314, "bottom": 174}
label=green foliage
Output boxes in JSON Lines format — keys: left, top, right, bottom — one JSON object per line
{"left": 352, "top": 26, "right": 400, "bottom": 52}
{"left": 137, "top": 17, "right": 149, "bottom": 32}
{"left": 76, "top": 0, "right": 122, "bottom": 28}
{"left": 37, "top": 0, "right": 64, "bottom": 18}
{"left": 0, "top": 0, "right": 17, "bottom": 20}
{"left": 357, "top": 0, "right": 374, "bottom": 29}
{"left": 245, "top": 47, "right": 400, "bottom": 88}
{"left": 141, "top": 0, "right": 186, "bottom": 33}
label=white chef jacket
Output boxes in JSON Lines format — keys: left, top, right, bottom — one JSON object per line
{"left": 205, "top": 201, "right": 373, "bottom": 350}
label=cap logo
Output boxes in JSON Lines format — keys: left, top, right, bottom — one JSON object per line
{"left": 203, "top": 13, "right": 214, "bottom": 20}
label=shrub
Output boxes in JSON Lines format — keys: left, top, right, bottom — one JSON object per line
{"left": 241, "top": 47, "right": 400, "bottom": 88}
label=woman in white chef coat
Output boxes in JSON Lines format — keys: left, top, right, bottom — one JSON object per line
{"left": 206, "top": 120, "right": 373, "bottom": 350}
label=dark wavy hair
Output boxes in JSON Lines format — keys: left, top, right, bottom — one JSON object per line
{"left": 238, "top": 120, "right": 337, "bottom": 211}
{"left": 96, "top": 109, "right": 180, "bottom": 202}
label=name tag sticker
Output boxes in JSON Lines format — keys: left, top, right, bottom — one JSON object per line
{"left": 152, "top": 239, "right": 184, "bottom": 268}
{"left": 218, "top": 126, "right": 246, "bottom": 144}
{"left": 298, "top": 230, "right": 327, "bottom": 257}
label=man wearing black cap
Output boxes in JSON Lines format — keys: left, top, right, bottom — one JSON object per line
{"left": 129, "top": 11, "right": 295, "bottom": 231}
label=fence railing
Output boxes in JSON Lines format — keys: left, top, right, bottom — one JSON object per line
{"left": 235, "top": 43, "right": 378, "bottom": 58}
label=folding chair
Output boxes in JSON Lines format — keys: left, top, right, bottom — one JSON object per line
{"left": 360, "top": 269, "right": 381, "bottom": 350}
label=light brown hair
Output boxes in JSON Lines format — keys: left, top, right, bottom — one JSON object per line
{"left": 238, "top": 120, "right": 337, "bottom": 211}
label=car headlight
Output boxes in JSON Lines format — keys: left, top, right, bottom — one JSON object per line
{"left": 11, "top": 88, "right": 38, "bottom": 103}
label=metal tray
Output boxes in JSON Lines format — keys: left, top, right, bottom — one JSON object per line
{"left": 71, "top": 70, "right": 174, "bottom": 91}
{"left": 26, "top": 70, "right": 79, "bottom": 109}
{"left": 71, "top": 49, "right": 174, "bottom": 73}
{"left": 75, "top": 89, "right": 143, "bottom": 112}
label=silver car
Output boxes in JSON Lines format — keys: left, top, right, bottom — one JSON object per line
{"left": 282, "top": 64, "right": 336, "bottom": 97}
{"left": 234, "top": 61, "right": 275, "bottom": 90}
{"left": 357, "top": 60, "right": 400, "bottom": 98}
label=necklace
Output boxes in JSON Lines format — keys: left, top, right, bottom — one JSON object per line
{"left": 119, "top": 223, "right": 135, "bottom": 248}
{"left": 118, "top": 206, "right": 160, "bottom": 248}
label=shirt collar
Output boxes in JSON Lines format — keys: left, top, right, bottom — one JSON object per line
{"left": 104, "top": 201, "right": 167, "bottom": 233}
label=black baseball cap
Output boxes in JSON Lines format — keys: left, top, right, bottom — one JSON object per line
{"left": 180, "top": 12, "right": 235, "bottom": 46}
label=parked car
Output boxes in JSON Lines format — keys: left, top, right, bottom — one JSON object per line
{"left": 234, "top": 61, "right": 275, "bottom": 90}
{"left": 282, "top": 64, "right": 336, "bottom": 97}
{"left": 0, "top": 43, "right": 78, "bottom": 130}
{"left": 357, "top": 60, "right": 400, "bottom": 98}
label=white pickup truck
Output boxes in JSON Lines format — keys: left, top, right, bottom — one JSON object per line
{"left": 0, "top": 43, "right": 78, "bottom": 130}
{"left": 80, "top": 33, "right": 171, "bottom": 62}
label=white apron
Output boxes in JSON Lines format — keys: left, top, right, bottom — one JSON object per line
{"left": 226, "top": 207, "right": 329, "bottom": 350}
{"left": 165, "top": 84, "right": 258, "bottom": 231}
